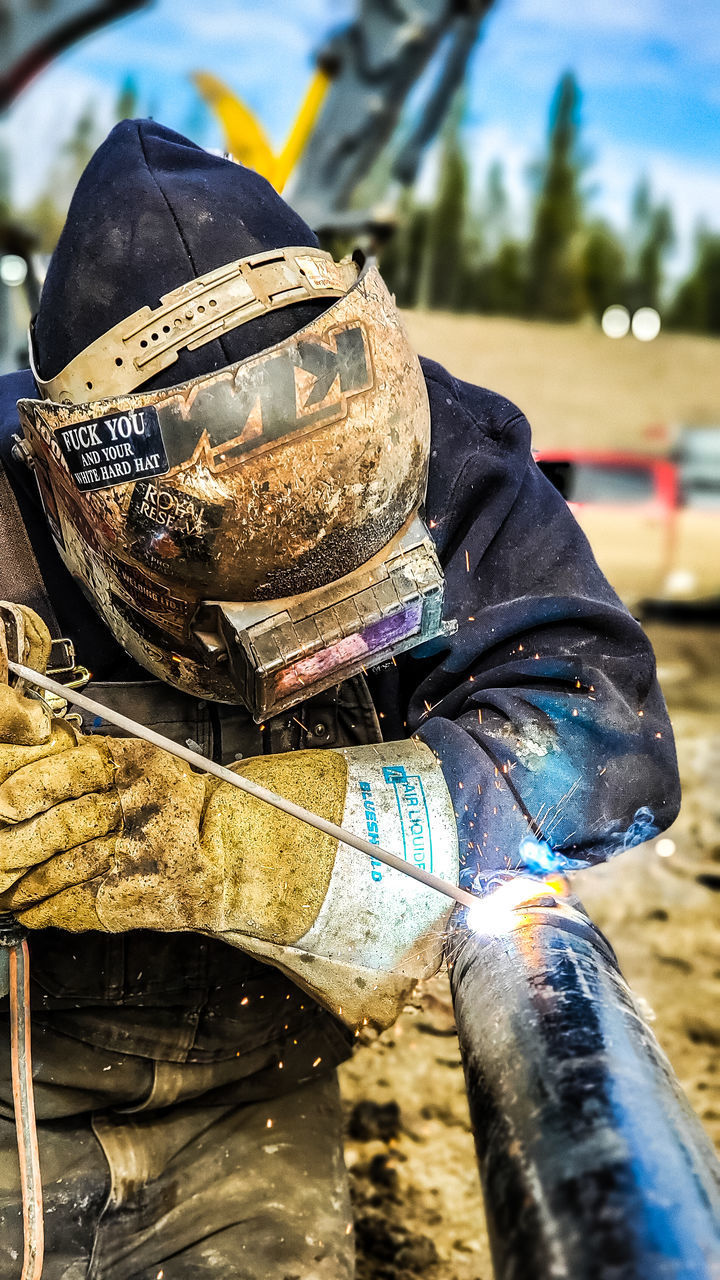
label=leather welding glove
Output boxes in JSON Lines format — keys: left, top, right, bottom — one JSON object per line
{"left": 0, "top": 682, "right": 459, "bottom": 1027}
{"left": 0, "top": 603, "right": 78, "bottom": 788}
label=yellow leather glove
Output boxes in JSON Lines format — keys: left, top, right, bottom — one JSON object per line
{"left": 0, "top": 738, "right": 344, "bottom": 938}
{"left": 0, "top": 616, "right": 459, "bottom": 1027}
{"left": 0, "top": 603, "right": 78, "bottom": 796}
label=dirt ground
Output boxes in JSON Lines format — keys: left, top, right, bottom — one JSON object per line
{"left": 402, "top": 309, "right": 720, "bottom": 453}
{"left": 339, "top": 312, "right": 720, "bottom": 1278}
{"left": 339, "top": 616, "right": 720, "bottom": 1280}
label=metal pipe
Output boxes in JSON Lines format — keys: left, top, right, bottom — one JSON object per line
{"left": 449, "top": 894, "right": 720, "bottom": 1280}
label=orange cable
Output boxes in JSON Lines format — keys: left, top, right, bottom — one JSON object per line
{"left": 9, "top": 939, "right": 44, "bottom": 1280}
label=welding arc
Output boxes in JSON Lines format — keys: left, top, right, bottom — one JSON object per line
{"left": 9, "top": 662, "right": 477, "bottom": 912}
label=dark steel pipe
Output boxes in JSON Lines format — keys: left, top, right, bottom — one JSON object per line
{"left": 449, "top": 895, "right": 720, "bottom": 1280}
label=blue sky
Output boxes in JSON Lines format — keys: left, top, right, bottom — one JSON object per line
{"left": 3, "top": 0, "right": 719, "bottom": 276}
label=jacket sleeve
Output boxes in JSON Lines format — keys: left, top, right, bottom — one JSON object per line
{"left": 405, "top": 358, "right": 680, "bottom": 885}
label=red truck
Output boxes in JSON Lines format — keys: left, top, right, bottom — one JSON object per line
{"left": 534, "top": 442, "right": 720, "bottom": 608}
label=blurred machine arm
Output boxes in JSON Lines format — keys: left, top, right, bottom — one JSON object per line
{"left": 290, "top": 0, "right": 495, "bottom": 234}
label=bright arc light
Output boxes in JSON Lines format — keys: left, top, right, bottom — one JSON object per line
{"left": 0, "top": 254, "right": 27, "bottom": 288}
{"left": 466, "top": 876, "right": 560, "bottom": 936}
{"left": 632, "top": 307, "right": 661, "bottom": 342}
{"left": 655, "top": 837, "right": 676, "bottom": 858}
{"left": 601, "top": 305, "right": 630, "bottom": 339}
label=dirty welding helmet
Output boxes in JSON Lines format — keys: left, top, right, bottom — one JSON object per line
{"left": 18, "top": 120, "right": 451, "bottom": 717}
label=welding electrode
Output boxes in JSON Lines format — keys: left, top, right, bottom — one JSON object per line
{"left": 2, "top": 661, "right": 479, "bottom": 1280}
{"left": 9, "top": 661, "right": 478, "bottom": 912}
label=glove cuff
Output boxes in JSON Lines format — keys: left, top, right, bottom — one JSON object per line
{"left": 292, "top": 738, "right": 458, "bottom": 976}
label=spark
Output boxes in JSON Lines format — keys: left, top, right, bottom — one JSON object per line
{"left": 292, "top": 716, "right": 308, "bottom": 733}
{"left": 655, "top": 731, "right": 662, "bottom": 738}
{"left": 313, "top": 1057, "right": 322, "bottom": 1067}
{"left": 240, "top": 996, "right": 249, "bottom": 1006}
{"left": 638, "top": 709, "right": 644, "bottom": 717}
{"left": 266, "top": 1118, "right": 273, "bottom": 1129}
{"left": 465, "top": 550, "right": 470, "bottom": 572}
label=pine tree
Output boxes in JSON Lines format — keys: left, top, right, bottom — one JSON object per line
{"left": 116, "top": 75, "right": 139, "bottom": 122}
{"left": 483, "top": 160, "right": 509, "bottom": 260}
{"left": 22, "top": 101, "right": 102, "bottom": 252}
{"left": 624, "top": 178, "right": 674, "bottom": 312}
{"left": 669, "top": 231, "right": 720, "bottom": 334}
{"left": 379, "top": 190, "right": 428, "bottom": 309}
{"left": 582, "top": 222, "right": 626, "bottom": 319}
{"left": 423, "top": 97, "right": 469, "bottom": 311}
{"left": 526, "top": 72, "right": 586, "bottom": 320}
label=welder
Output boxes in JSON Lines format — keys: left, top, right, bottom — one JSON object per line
{"left": 0, "top": 120, "right": 679, "bottom": 1279}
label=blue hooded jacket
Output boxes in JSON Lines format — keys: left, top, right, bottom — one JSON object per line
{"left": 0, "top": 355, "right": 679, "bottom": 886}
{"left": 0, "top": 119, "right": 680, "bottom": 889}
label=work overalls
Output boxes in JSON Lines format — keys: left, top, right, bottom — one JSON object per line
{"left": 0, "top": 675, "right": 382, "bottom": 1278}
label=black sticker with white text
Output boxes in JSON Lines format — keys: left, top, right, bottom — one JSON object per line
{"left": 55, "top": 406, "right": 169, "bottom": 492}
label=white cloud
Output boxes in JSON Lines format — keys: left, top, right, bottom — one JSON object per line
{"left": 591, "top": 139, "right": 720, "bottom": 276}
{"left": 508, "top": 0, "right": 720, "bottom": 62}
{"left": 511, "top": 0, "right": 659, "bottom": 36}
{"left": 418, "top": 119, "right": 720, "bottom": 280}
{"left": 1, "top": 65, "right": 119, "bottom": 208}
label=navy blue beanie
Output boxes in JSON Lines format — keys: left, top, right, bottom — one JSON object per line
{"left": 34, "top": 119, "right": 328, "bottom": 393}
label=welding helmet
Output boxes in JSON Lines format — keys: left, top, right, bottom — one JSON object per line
{"left": 18, "top": 121, "right": 451, "bottom": 717}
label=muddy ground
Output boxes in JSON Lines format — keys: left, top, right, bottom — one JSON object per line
{"left": 339, "top": 615, "right": 720, "bottom": 1279}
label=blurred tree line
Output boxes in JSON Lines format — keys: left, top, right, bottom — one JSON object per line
{"left": 381, "top": 72, "right": 720, "bottom": 335}
{"left": 6, "top": 68, "right": 720, "bottom": 335}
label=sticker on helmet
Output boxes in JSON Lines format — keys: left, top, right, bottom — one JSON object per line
{"left": 182, "top": 322, "right": 373, "bottom": 476}
{"left": 127, "top": 479, "right": 223, "bottom": 570}
{"left": 54, "top": 406, "right": 169, "bottom": 492}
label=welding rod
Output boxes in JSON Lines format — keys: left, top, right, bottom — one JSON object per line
{"left": 9, "top": 661, "right": 477, "bottom": 911}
